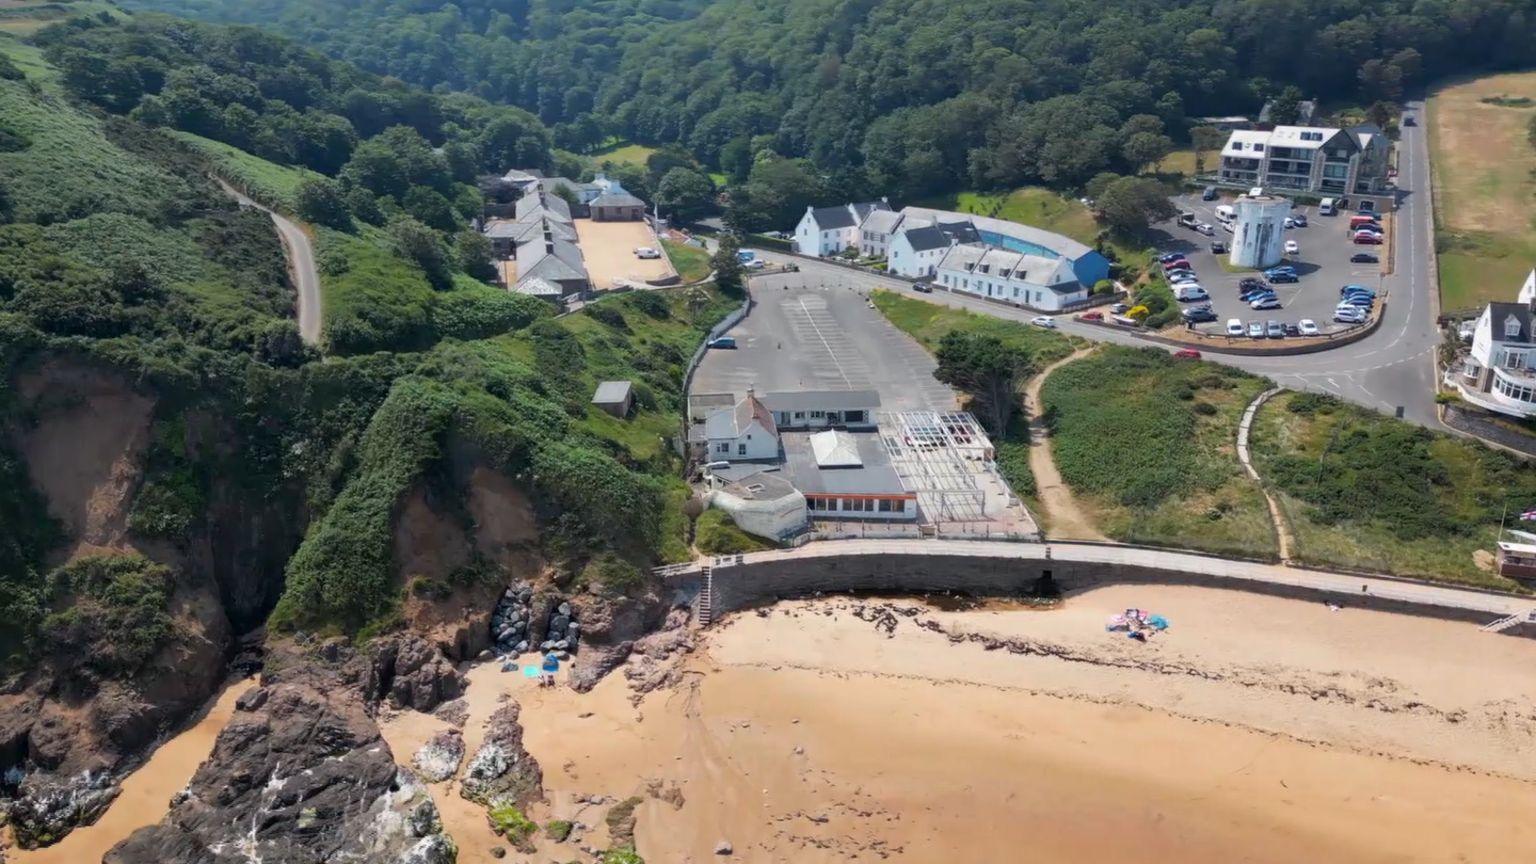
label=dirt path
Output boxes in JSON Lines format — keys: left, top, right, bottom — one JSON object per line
{"left": 1025, "top": 347, "right": 1106, "bottom": 541}
{"left": 1236, "top": 387, "right": 1294, "bottom": 562}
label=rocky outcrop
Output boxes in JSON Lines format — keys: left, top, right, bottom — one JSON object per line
{"left": 104, "top": 641, "right": 455, "bottom": 864}
{"left": 460, "top": 702, "right": 542, "bottom": 807}
{"left": 566, "top": 588, "right": 676, "bottom": 693}
{"left": 412, "top": 729, "right": 464, "bottom": 783}
{"left": 369, "top": 633, "right": 465, "bottom": 712}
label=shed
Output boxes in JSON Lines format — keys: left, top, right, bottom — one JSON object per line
{"left": 591, "top": 380, "right": 634, "bottom": 418}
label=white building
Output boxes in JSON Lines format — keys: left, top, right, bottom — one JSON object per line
{"left": 1218, "top": 124, "right": 1391, "bottom": 197}
{"left": 793, "top": 200, "right": 890, "bottom": 257}
{"left": 758, "top": 390, "right": 880, "bottom": 431}
{"left": 887, "top": 222, "right": 978, "bottom": 278}
{"left": 1229, "top": 194, "right": 1291, "bottom": 269}
{"left": 856, "top": 209, "right": 908, "bottom": 257}
{"left": 932, "top": 244, "right": 1089, "bottom": 312}
{"left": 707, "top": 470, "right": 807, "bottom": 541}
{"left": 1450, "top": 270, "right": 1536, "bottom": 418}
{"left": 701, "top": 390, "right": 781, "bottom": 461}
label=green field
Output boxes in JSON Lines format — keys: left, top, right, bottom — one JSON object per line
{"left": 1040, "top": 346, "right": 1276, "bottom": 559}
{"left": 1250, "top": 391, "right": 1536, "bottom": 590}
{"left": 913, "top": 186, "right": 1151, "bottom": 275}
{"left": 171, "top": 130, "right": 314, "bottom": 211}
{"left": 0, "top": 1, "right": 121, "bottom": 36}
{"left": 1428, "top": 71, "right": 1536, "bottom": 311}
{"left": 589, "top": 141, "right": 657, "bottom": 169}
{"left": 661, "top": 239, "right": 710, "bottom": 283}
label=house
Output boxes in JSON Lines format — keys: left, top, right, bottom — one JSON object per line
{"left": 482, "top": 189, "right": 592, "bottom": 299}
{"left": 887, "top": 221, "right": 978, "bottom": 278}
{"left": 932, "top": 243, "right": 1088, "bottom": 312}
{"left": 856, "top": 209, "right": 907, "bottom": 257}
{"left": 1218, "top": 125, "right": 1391, "bottom": 197}
{"left": 591, "top": 380, "right": 634, "bottom": 417}
{"left": 701, "top": 389, "right": 780, "bottom": 461}
{"left": 758, "top": 390, "right": 881, "bottom": 430}
{"left": 590, "top": 180, "right": 646, "bottom": 221}
{"left": 1449, "top": 270, "right": 1536, "bottom": 418}
{"left": 793, "top": 199, "right": 890, "bottom": 257}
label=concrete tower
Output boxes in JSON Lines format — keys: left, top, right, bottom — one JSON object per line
{"left": 1228, "top": 194, "right": 1292, "bottom": 270}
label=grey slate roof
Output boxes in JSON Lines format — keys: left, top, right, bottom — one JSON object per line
{"left": 780, "top": 431, "right": 908, "bottom": 497}
{"left": 1488, "top": 302, "right": 1534, "bottom": 344}
{"left": 592, "top": 190, "right": 646, "bottom": 208}
{"left": 759, "top": 390, "right": 881, "bottom": 412}
{"left": 859, "top": 209, "right": 905, "bottom": 236}
{"left": 811, "top": 205, "right": 857, "bottom": 230}
{"left": 902, "top": 225, "right": 955, "bottom": 252}
{"left": 592, "top": 380, "right": 633, "bottom": 404}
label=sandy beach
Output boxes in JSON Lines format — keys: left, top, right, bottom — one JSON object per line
{"left": 370, "top": 584, "right": 1536, "bottom": 862}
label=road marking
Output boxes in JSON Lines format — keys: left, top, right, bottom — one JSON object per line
{"left": 796, "top": 296, "right": 854, "bottom": 389}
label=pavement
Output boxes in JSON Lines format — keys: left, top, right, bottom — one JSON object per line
{"left": 691, "top": 271, "right": 958, "bottom": 412}
{"left": 742, "top": 105, "right": 1444, "bottom": 427}
{"left": 215, "top": 177, "right": 322, "bottom": 345}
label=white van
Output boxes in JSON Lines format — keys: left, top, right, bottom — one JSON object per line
{"left": 1215, "top": 204, "right": 1236, "bottom": 223}
{"left": 1319, "top": 198, "right": 1337, "bottom": 216}
{"left": 1174, "top": 284, "right": 1208, "bottom": 301}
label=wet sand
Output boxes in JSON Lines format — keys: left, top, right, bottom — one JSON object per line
{"left": 12, "top": 677, "right": 256, "bottom": 864}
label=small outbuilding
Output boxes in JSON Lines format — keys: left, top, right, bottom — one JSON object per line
{"left": 589, "top": 180, "right": 646, "bottom": 221}
{"left": 591, "top": 380, "right": 634, "bottom": 418}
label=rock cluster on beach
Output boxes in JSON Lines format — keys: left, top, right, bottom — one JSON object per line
{"left": 490, "top": 584, "right": 580, "bottom": 656}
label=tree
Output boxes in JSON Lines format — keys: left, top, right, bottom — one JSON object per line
{"left": 1267, "top": 85, "right": 1305, "bottom": 125}
{"left": 711, "top": 235, "right": 745, "bottom": 297}
{"left": 1365, "top": 101, "right": 1398, "bottom": 131}
{"left": 454, "top": 229, "right": 497, "bottom": 282}
{"left": 1096, "top": 176, "right": 1177, "bottom": 234}
{"left": 1189, "top": 125, "right": 1225, "bottom": 175}
{"left": 656, "top": 168, "right": 715, "bottom": 222}
{"left": 1122, "top": 131, "right": 1174, "bottom": 174}
{"left": 388, "top": 216, "right": 452, "bottom": 289}
{"left": 932, "top": 331, "right": 1032, "bottom": 436}
{"left": 295, "top": 177, "right": 353, "bottom": 230}
{"left": 1358, "top": 59, "right": 1403, "bottom": 103}
{"left": 1085, "top": 172, "right": 1122, "bottom": 202}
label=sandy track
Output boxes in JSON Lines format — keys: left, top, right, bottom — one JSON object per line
{"left": 1025, "top": 347, "right": 1106, "bottom": 540}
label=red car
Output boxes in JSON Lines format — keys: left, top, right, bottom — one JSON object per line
{"left": 1078, "top": 311, "right": 1104, "bottom": 322}
{"left": 1352, "top": 233, "right": 1383, "bottom": 245}
{"left": 1172, "top": 349, "right": 1202, "bottom": 359}
{"left": 1162, "top": 259, "right": 1191, "bottom": 271}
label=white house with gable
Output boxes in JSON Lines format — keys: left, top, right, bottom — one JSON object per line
{"left": 1449, "top": 269, "right": 1536, "bottom": 418}
{"left": 702, "top": 389, "right": 781, "bottom": 461}
{"left": 793, "top": 200, "right": 890, "bottom": 257}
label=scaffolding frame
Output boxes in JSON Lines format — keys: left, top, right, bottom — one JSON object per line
{"left": 876, "top": 410, "right": 995, "bottom": 522}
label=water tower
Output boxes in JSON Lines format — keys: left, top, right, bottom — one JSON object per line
{"left": 1228, "top": 194, "right": 1292, "bottom": 269}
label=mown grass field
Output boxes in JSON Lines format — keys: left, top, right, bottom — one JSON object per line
{"left": 171, "top": 130, "right": 313, "bottom": 211}
{"left": 1040, "top": 346, "right": 1276, "bottom": 559}
{"left": 913, "top": 186, "right": 1152, "bottom": 274}
{"left": 1155, "top": 148, "right": 1198, "bottom": 177}
{"left": 588, "top": 141, "right": 657, "bottom": 169}
{"left": 1428, "top": 71, "right": 1536, "bottom": 310}
{"left": 661, "top": 239, "right": 710, "bottom": 283}
{"left": 1250, "top": 391, "right": 1536, "bottom": 590}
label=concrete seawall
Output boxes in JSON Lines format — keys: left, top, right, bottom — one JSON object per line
{"left": 703, "top": 540, "right": 1531, "bottom": 627}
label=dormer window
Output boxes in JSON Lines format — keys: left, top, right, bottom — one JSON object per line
{"left": 1253, "top": 144, "right": 1264, "bottom": 152}
{"left": 1506, "top": 315, "right": 1523, "bottom": 339}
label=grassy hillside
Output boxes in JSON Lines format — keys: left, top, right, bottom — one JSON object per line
{"left": 1040, "top": 346, "right": 1276, "bottom": 559}
{"left": 1428, "top": 71, "right": 1536, "bottom": 310}
{"left": 171, "top": 130, "right": 314, "bottom": 211}
{"left": 1251, "top": 391, "right": 1536, "bottom": 590}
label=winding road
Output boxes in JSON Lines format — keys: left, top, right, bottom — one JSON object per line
{"left": 748, "top": 99, "right": 1444, "bottom": 429}
{"left": 215, "top": 178, "right": 323, "bottom": 345}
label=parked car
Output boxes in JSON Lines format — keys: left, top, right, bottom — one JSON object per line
{"left": 1239, "top": 277, "right": 1268, "bottom": 290}
{"left": 1169, "top": 272, "right": 1199, "bottom": 284}
{"left": 1183, "top": 307, "right": 1217, "bottom": 323}
{"left": 1250, "top": 295, "right": 1283, "bottom": 311}
{"left": 1265, "top": 269, "right": 1299, "bottom": 283}
{"left": 1248, "top": 186, "right": 1264, "bottom": 197}
{"left": 1078, "top": 311, "right": 1105, "bottom": 322}
{"left": 1350, "top": 252, "right": 1379, "bottom": 264}
{"left": 707, "top": 336, "right": 737, "bottom": 349}
{"left": 1349, "top": 215, "right": 1380, "bottom": 230}
{"left": 1210, "top": 241, "right": 1227, "bottom": 254}
{"left": 1176, "top": 286, "right": 1209, "bottom": 301}
{"left": 1291, "top": 213, "right": 1308, "bottom": 227}
{"left": 1111, "top": 303, "right": 1129, "bottom": 314}
{"left": 1339, "top": 294, "right": 1374, "bottom": 308}
{"left": 1298, "top": 319, "right": 1320, "bottom": 336}
{"left": 912, "top": 281, "right": 933, "bottom": 293}
{"left": 1197, "top": 222, "right": 1215, "bottom": 235}
{"left": 1358, "top": 200, "right": 1376, "bottom": 214}
{"left": 1162, "top": 258, "right": 1191, "bottom": 271}
{"left": 1226, "top": 319, "right": 1245, "bottom": 337}
{"left": 1158, "top": 252, "right": 1186, "bottom": 264}
{"left": 1403, "top": 114, "right": 1416, "bottom": 126}
{"left": 1173, "top": 348, "right": 1203, "bottom": 359}
{"left": 744, "top": 258, "right": 766, "bottom": 269}
{"left": 634, "top": 246, "right": 661, "bottom": 259}
{"left": 1340, "top": 284, "right": 1376, "bottom": 298}
{"left": 1266, "top": 320, "right": 1285, "bottom": 338}
{"left": 1352, "top": 232, "right": 1383, "bottom": 245}
{"left": 1203, "top": 186, "right": 1219, "bottom": 201}
{"left": 1284, "top": 240, "right": 1300, "bottom": 254}
{"left": 1029, "top": 315, "right": 1057, "bottom": 329}
{"left": 1283, "top": 323, "right": 1301, "bottom": 337}
{"left": 1335, "top": 306, "right": 1367, "bottom": 323}
{"left": 1241, "top": 287, "right": 1275, "bottom": 303}
{"left": 1247, "top": 321, "right": 1265, "bottom": 338}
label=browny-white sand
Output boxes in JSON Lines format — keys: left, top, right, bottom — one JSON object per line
{"left": 576, "top": 218, "right": 674, "bottom": 288}
{"left": 11, "top": 678, "right": 256, "bottom": 864}
{"left": 376, "top": 585, "right": 1536, "bottom": 863}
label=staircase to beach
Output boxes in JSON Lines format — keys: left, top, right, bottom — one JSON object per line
{"left": 1479, "top": 609, "right": 1536, "bottom": 633}
{"left": 697, "top": 565, "right": 714, "bottom": 627}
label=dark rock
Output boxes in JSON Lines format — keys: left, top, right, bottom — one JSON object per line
{"left": 460, "top": 702, "right": 542, "bottom": 807}
{"left": 369, "top": 634, "right": 465, "bottom": 712}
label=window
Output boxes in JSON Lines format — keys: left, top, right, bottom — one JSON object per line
{"left": 737, "top": 443, "right": 747, "bottom": 455}
{"left": 1495, "top": 376, "right": 1536, "bottom": 403}
{"left": 811, "top": 410, "right": 825, "bottom": 418}
{"left": 1506, "top": 316, "right": 1524, "bottom": 339}
{"left": 716, "top": 443, "right": 729, "bottom": 453}
{"left": 1253, "top": 143, "right": 1264, "bottom": 152}
{"left": 878, "top": 499, "right": 893, "bottom": 512}
{"left": 793, "top": 411, "right": 805, "bottom": 419}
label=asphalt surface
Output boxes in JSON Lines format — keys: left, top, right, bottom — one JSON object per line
{"left": 744, "top": 104, "right": 1443, "bottom": 427}
{"left": 216, "top": 177, "right": 323, "bottom": 345}
{"left": 1160, "top": 198, "right": 1384, "bottom": 338}
{"left": 691, "top": 270, "right": 958, "bottom": 412}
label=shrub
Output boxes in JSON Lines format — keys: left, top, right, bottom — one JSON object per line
{"left": 432, "top": 288, "right": 546, "bottom": 341}
{"left": 994, "top": 440, "right": 1036, "bottom": 498}
{"left": 581, "top": 552, "right": 646, "bottom": 595}
{"left": 695, "top": 508, "right": 773, "bottom": 554}
{"left": 584, "top": 303, "right": 629, "bottom": 332}
{"left": 1286, "top": 391, "right": 1339, "bottom": 416}
{"left": 488, "top": 801, "right": 537, "bottom": 850}
{"left": 42, "top": 555, "right": 174, "bottom": 674}
{"left": 627, "top": 291, "right": 670, "bottom": 319}
{"left": 545, "top": 820, "right": 574, "bottom": 842}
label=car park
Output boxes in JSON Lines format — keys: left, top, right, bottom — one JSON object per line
{"left": 1350, "top": 252, "right": 1379, "bottom": 263}
{"left": 1298, "top": 319, "right": 1319, "bottom": 336}
{"left": 912, "top": 281, "right": 933, "bottom": 293}
{"left": 1226, "top": 319, "right": 1245, "bottom": 337}
{"left": 1247, "top": 321, "right": 1265, "bottom": 338}
{"left": 1029, "top": 315, "right": 1057, "bottom": 329}
{"left": 1173, "top": 349, "right": 1202, "bottom": 359}
{"left": 1284, "top": 240, "right": 1299, "bottom": 254}
{"left": 1250, "top": 295, "right": 1282, "bottom": 311}
{"left": 1266, "top": 320, "right": 1285, "bottom": 338}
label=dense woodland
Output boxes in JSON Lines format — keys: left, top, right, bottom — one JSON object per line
{"left": 132, "top": 0, "right": 1536, "bottom": 213}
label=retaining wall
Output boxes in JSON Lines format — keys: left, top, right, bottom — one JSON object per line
{"left": 708, "top": 550, "right": 1503, "bottom": 626}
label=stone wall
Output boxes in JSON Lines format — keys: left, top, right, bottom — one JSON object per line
{"left": 708, "top": 551, "right": 1501, "bottom": 626}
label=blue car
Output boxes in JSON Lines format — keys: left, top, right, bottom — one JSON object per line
{"left": 1265, "top": 271, "right": 1299, "bottom": 284}
{"left": 1158, "top": 252, "right": 1187, "bottom": 264}
{"left": 1339, "top": 284, "right": 1376, "bottom": 298}
{"left": 1339, "top": 294, "right": 1374, "bottom": 308}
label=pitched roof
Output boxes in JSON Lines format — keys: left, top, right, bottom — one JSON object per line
{"left": 592, "top": 190, "right": 646, "bottom": 208}
{"left": 850, "top": 200, "right": 890, "bottom": 221}
{"left": 810, "top": 429, "right": 862, "bottom": 468}
{"left": 704, "top": 392, "right": 778, "bottom": 439}
{"left": 592, "top": 380, "right": 633, "bottom": 404}
{"left": 859, "top": 208, "right": 905, "bottom": 235}
{"left": 901, "top": 225, "right": 955, "bottom": 252}
{"left": 1488, "top": 302, "right": 1534, "bottom": 344}
{"left": 518, "top": 238, "right": 587, "bottom": 285}
{"left": 512, "top": 276, "right": 563, "bottom": 297}
{"left": 759, "top": 390, "right": 881, "bottom": 412}
{"left": 898, "top": 206, "right": 1091, "bottom": 260}
{"left": 811, "top": 205, "right": 857, "bottom": 230}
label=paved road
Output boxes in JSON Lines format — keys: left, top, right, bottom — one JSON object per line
{"left": 714, "top": 538, "right": 1532, "bottom": 620}
{"left": 215, "top": 178, "right": 322, "bottom": 345}
{"left": 747, "top": 110, "right": 1444, "bottom": 427}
